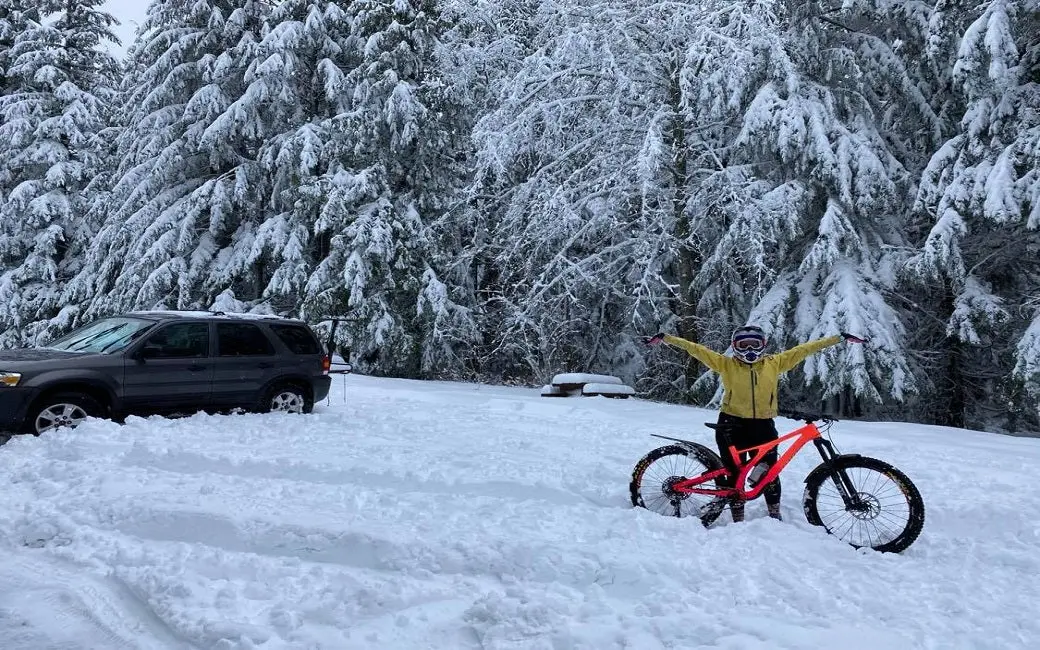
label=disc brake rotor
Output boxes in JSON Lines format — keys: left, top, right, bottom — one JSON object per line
{"left": 848, "top": 492, "right": 882, "bottom": 520}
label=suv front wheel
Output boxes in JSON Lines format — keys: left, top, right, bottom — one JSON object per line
{"left": 259, "top": 383, "right": 311, "bottom": 414}
{"left": 28, "top": 392, "right": 104, "bottom": 435}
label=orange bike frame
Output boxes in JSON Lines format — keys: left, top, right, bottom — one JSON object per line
{"left": 671, "top": 421, "right": 823, "bottom": 500}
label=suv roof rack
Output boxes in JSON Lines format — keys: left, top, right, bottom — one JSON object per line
{"left": 127, "top": 310, "right": 298, "bottom": 322}
{"left": 207, "top": 311, "right": 291, "bottom": 321}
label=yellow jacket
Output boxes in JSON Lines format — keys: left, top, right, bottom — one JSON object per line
{"left": 663, "top": 334, "right": 842, "bottom": 420}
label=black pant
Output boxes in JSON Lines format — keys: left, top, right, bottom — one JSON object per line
{"left": 714, "top": 413, "right": 781, "bottom": 505}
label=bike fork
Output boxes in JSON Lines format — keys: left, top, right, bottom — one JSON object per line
{"left": 813, "top": 439, "right": 861, "bottom": 508}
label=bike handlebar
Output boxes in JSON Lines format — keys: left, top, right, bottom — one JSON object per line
{"left": 778, "top": 409, "right": 838, "bottom": 424}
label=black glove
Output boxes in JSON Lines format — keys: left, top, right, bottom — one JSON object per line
{"left": 643, "top": 332, "right": 666, "bottom": 346}
{"left": 841, "top": 332, "right": 869, "bottom": 344}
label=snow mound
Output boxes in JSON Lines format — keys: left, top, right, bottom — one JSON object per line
{"left": 0, "top": 374, "right": 1038, "bottom": 648}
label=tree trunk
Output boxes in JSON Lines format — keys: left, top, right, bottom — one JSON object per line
{"left": 667, "top": 62, "right": 700, "bottom": 395}
{"left": 939, "top": 287, "right": 966, "bottom": 428}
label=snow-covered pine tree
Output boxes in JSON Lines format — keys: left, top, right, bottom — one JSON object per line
{"left": 909, "top": 0, "right": 1040, "bottom": 429}
{"left": 0, "top": 2, "right": 38, "bottom": 93}
{"left": 466, "top": 0, "right": 717, "bottom": 385}
{"left": 63, "top": 0, "right": 269, "bottom": 322}
{"left": 225, "top": 0, "right": 354, "bottom": 321}
{"left": 416, "top": 0, "right": 548, "bottom": 380}
{"left": 466, "top": 0, "right": 923, "bottom": 409}
{"left": 0, "top": 2, "right": 40, "bottom": 295}
{"left": 302, "top": 0, "right": 475, "bottom": 376}
{"left": 0, "top": 0, "right": 118, "bottom": 347}
{"left": 720, "top": 0, "right": 934, "bottom": 413}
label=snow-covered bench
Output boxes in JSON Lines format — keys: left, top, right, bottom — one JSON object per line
{"left": 541, "top": 373, "right": 634, "bottom": 398}
{"left": 550, "top": 373, "right": 624, "bottom": 391}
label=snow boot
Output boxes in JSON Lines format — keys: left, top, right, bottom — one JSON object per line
{"left": 767, "top": 503, "right": 782, "bottom": 521}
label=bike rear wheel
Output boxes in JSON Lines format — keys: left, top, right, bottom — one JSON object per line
{"left": 802, "top": 456, "right": 925, "bottom": 553}
{"left": 630, "top": 443, "right": 729, "bottom": 527}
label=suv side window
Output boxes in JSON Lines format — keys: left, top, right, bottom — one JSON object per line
{"left": 141, "top": 323, "right": 209, "bottom": 358}
{"left": 217, "top": 323, "right": 275, "bottom": 356}
{"left": 269, "top": 324, "right": 322, "bottom": 355}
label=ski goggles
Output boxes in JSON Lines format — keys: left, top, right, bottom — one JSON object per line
{"left": 732, "top": 336, "right": 765, "bottom": 352}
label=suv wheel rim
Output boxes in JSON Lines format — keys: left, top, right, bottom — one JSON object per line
{"left": 271, "top": 391, "right": 305, "bottom": 414}
{"left": 36, "top": 404, "right": 89, "bottom": 433}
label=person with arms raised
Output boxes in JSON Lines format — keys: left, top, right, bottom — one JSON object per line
{"left": 645, "top": 326, "right": 868, "bottom": 522}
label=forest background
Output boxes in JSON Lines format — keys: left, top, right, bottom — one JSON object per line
{"left": 0, "top": 0, "right": 1037, "bottom": 432}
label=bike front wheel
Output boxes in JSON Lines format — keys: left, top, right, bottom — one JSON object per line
{"left": 802, "top": 456, "right": 925, "bottom": 553}
{"left": 630, "top": 443, "right": 729, "bottom": 527}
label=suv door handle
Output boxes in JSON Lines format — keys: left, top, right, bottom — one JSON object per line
{"left": 188, "top": 364, "right": 207, "bottom": 372}
{"left": 258, "top": 362, "right": 273, "bottom": 369}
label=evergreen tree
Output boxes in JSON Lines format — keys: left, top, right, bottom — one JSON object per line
{"left": 910, "top": 0, "right": 1040, "bottom": 428}
{"left": 0, "top": 0, "right": 1031, "bottom": 431}
{"left": 466, "top": 0, "right": 923, "bottom": 409}
{"left": 65, "top": 0, "right": 269, "bottom": 321}
{"left": 0, "top": 2, "right": 38, "bottom": 93}
{"left": 0, "top": 2, "right": 40, "bottom": 296}
{"left": 302, "top": 0, "right": 474, "bottom": 376}
{"left": 232, "top": 0, "right": 352, "bottom": 320}
{"left": 0, "top": 0, "right": 118, "bottom": 346}
{"left": 466, "top": 0, "right": 713, "bottom": 384}
{"left": 725, "top": 0, "right": 927, "bottom": 411}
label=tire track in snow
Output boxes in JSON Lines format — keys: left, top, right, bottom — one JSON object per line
{"left": 85, "top": 506, "right": 643, "bottom": 600}
{"left": 0, "top": 549, "right": 196, "bottom": 650}
{"left": 121, "top": 446, "right": 616, "bottom": 509}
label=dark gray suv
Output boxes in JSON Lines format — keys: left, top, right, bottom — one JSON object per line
{"left": 0, "top": 311, "right": 333, "bottom": 435}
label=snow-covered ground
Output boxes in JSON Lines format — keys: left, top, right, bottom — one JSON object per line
{"left": 1, "top": 374, "right": 1038, "bottom": 649}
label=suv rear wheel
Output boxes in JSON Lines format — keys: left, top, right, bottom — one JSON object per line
{"left": 28, "top": 392, "right": 103, "bottom": 435}
{"left": 260, "top": 383, "right": 311, "bottom": 414}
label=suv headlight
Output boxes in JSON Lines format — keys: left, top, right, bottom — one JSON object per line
{"left": 0, "top": 372, "right": 22, "bottom": 387}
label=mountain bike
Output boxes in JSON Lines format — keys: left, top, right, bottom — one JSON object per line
{"left": 629, "top": 410, "right": 925, "bottom": 553}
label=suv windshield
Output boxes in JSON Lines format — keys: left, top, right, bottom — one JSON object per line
{"left": 47, "top": 317, "right": 156, "bottom": 354}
